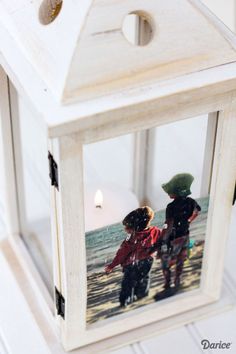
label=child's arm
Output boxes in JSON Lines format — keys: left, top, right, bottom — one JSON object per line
{"left": 104, "top": 264, "right": 114, "bottom": 274}
{"left": 160, "top": 203, "right": 175, "bottom": 242}
{"left": 188, "top": 210, "right": 199, "bottom": 223}
{"left": 188, "top": 200, "right": 201, "bottom": 223}
{"left": 161, "top": 218, "right": 174, "bottom": 243}
{"left": 105, "top": 240, "right": 132, "bottom": 274}
{"left": 155, "top": 223, "right": 174, "bottom": 257}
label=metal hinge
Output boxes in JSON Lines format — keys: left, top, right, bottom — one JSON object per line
{"left": 233, "top": 183, "right": 236, "bottom": 206}
{"left": 55, "top": 287, "right": 65, "bottom": 319}
{"left": 48, "top": 151, "right": 59, "bottom": 190}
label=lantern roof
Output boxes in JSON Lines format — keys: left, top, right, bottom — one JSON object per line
{"left": 1, "top": 0, "right": 236, "bottom": 137}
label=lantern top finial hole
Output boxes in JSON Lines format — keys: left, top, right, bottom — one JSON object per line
{"left": 39, "top": 0, "right": 63, "bottom": 25}
{"left": 122, "top": 11, "right": 154, "bottom": 46}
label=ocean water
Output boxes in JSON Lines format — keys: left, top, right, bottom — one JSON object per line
{"left": 86, "top": 197, "right": 209, "bottom": 274}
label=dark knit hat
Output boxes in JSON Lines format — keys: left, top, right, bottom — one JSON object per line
{"left": 162, "top": 173, "right": 194, "bottom": 197}
{"left": 122, "top": 206, "right": 154, "bottom": 232}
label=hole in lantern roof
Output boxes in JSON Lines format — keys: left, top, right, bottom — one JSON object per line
{"left": 39, "top": 0, "right": 63, "bottom": 25}
{"left": 122, "top": 12, "right": 154, "bottom": 46}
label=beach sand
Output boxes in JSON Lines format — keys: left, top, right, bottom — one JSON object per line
{"left": 87, "top": 241, "right": 204, "bottom": 324}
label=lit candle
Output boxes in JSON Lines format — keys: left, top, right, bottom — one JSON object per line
{"left": 94, "top": 189, "right": 103, "bottom": 208}
{"left": 84, "top": 184, "right": 139, "bottom": 232}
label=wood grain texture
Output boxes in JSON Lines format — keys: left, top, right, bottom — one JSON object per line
{"left": 0, "top": 67, "right": 19, "bottom": 235}
{"left": 64, "top": 0, "right": 236, "bottom": 102}
{"left": 0, "top": 0, "right": 91, "bottom": 100}
{"left": 7, "top": 82, "right": 28, "bottom": 238}
{"left": 48, "top": 139, "right": 63, "bottom": 324}
{"left": 53, "top": 91, "right": 236, "bottom": 349}
{"left": 225, "top": 205, "right": 236, "bottom": 289}
{"left": 56, "top": 134, "right": 87, "bottom": 350}
{"left": 0, "top": 70, "right": 54, "bottom": 317}
{"left": 2, "top": 47, "right": 236, "bottom": 354}
{"left": 2, "top": 25, "right": 236, "bottom": 139}
{"left": 200, "top": 113, "right": 218, "bottom": 197}
{"left": 139, "top": 327, "right": 201, "bottom": 354}
{"left": 0, "top": 241, "right": 52, "bottom": 354}
{"left": 200, "top": 93, "right": 236, "bottom": 298}
{"left": 0, "top": 238, "right": 234, "bottom": 354}
{"left": 1, "top": 0, "right": 236, "bottom": 104}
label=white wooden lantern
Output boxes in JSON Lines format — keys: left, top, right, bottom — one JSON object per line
{"left": 0, "top": 0, "right": 236, "bottom": 352}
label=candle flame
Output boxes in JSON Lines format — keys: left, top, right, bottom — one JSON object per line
{"left": 94, "top": 189, "right": 103, "bottom": 208}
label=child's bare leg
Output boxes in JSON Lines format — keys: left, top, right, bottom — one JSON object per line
{"left": 163, "top": 268, "right": 171, "bottom": 289}
{"left": 174, "top": 248, "right": 187, "bottom": 288}
{"left": 161, "top": 256, "right": 172, "bottom": 289}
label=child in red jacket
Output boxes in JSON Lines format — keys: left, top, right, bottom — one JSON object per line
{"left": 105, "top": 206, "right": 161, "bottom": 307}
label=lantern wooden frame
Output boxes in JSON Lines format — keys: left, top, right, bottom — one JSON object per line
{"left": 0, "top": 0, "right": 236, "bottom": 351}
{"left": 1, "top": 51, "right": 236, "bottom": 354}
{"left": 47, "top": 93, "right": 235, "bottom": 350}
{"left": 2, "top": 65, "right": 236, "bottom": 351}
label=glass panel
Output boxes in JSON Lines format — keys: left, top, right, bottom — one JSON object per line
{"left": 16, "top": 94, "right": 52, "bottom": 294}
{"left": 84, "top": 114, "right": 212, "bottom": 325}
{"left": 147, "top": 115, "right": 209, "bottom": 211}
{"left": 83, "top": 133, "right": 137, "bottom": 231}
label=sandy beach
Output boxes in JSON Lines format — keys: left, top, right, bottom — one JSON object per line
{"left": 87, "top": 240, "right": 204, "bottom": 324}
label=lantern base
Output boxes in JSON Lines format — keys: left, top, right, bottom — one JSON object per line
{"left": 0, "top": 235, "right": 235, "bottom": 353}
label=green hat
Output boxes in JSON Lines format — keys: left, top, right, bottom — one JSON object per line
{"left": 162, "top": 173, "right": 194, "bottom": 197}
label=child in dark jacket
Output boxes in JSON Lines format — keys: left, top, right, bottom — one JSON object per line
{"left": 157, "top": 173, "right": 201, "bottom": 295}
{"left": 105, "top": 206, "right": 161, "bottom": 307}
